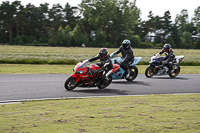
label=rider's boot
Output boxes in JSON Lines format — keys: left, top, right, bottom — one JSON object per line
{"left": 95, "top": 74, "right": 105, "bottom": 86}
{"left": 169, "top": 65, "right": 174, "bottom": 73}
{"left": 126, "top": 69, "right": 130, "bottom": 78}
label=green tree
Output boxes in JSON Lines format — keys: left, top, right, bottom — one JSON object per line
{"left": 71, "top": 24, "right": 88, "bottom": 46}
{"left": 0, "top": 1, "right": 20, "bottom": 43}
{"left": 62, "top": 25, "right": 72, "bottom": 46}
{"left": 14, "top": 2, "right": 26, "bottom": 36}
{"left": 52, "top": 25, "right": 71, "bottom": 46}
{"left": 180, "top": 31, "right": 193, "bottom": 48}
{"left": 192, "top": 6, "right": 200, "bottom": 48}
{"left": 175, "top": 9, "right": 189, "bottom": 34}
{"left": 63, "top": 3, "right": 80, "bottom": 29}
{"left": 153, "top": 16, "right": 163, "bottom": 44}
{"left": 164, "top": 35, "right": 175, "bottom": 47}
{"left": 145, "top": 11, "right": 155, "bottom": 35}
{"left": 38, "top": 3, "right": 50, "bottom": 42}
{"left": 170, "top": 24, "right": 181, "bottom": 48}
{"left": 49, "top": 4, "right": 63, "bottom": 32}
{"left": 193, "top": 6, "right": 200, "bottom": 32}
{"left": 129, "top": 35, "right": 141, "bottom": 47}
{"left": 162, "top": 11, "right": 172, "bottom": 38}
{"left": 79, "top": 0, "right": 140, "bottom": 47}
{"left": 25, "top": 3, "right": 40, "bottom": 38}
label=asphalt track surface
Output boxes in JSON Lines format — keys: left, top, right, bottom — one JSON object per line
{"left": 0, "top": 74, "right": 200, "bottom": 102}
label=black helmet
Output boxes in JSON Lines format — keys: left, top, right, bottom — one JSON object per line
{"left": 99, "top": 48, "right": 108, "bottom": 60}
{"left": 163, "top": 44, "right": 171, "bottom": 52}
{"left": 122, "top": 39, "right": 131, "bottom": 49}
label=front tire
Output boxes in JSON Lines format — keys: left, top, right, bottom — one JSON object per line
{"left": 169, "top": 66, "right": 180, "bottom": 78}
{"left": 64, "top": 76, "right": 79, "bottom": 91}
{"left": 126, "top": 66, "right": 138, "bottom": 81}
{"left": 145, "top": 65, "right": 155, "bottom": 78}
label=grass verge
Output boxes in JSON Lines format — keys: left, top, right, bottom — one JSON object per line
{"left": 1, "top": 45, "right": 200, "bottom": 65}
{"left": 1, "top": 64, "right": 200, "bottom": 74}
{"left": 0, "top": 94, "right": 200, "bottom": 133}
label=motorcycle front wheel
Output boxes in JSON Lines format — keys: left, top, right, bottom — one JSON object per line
{"left": 64, "top": 76, "right": 79, "bottom": 91}
{"left": 145, "top": 65, "right": 155, "bottom": 78}
{"left": 126, "top": 66, "right": 138, "bottom": 81}
{"left": 169, "top": 66, "right": 180, "bottom": 78}
{"left": 96, "top": 76, "right": 112, "bottom": 89}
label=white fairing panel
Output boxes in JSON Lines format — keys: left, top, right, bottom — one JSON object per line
{"left": 175, "top": 55, "right": 184, "bottom": 63}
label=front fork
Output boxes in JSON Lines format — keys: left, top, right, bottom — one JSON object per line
{"left": 149, "top": 65, "right": 157, "bottom": 75}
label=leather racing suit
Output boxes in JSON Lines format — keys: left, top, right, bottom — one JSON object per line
{"left": 88, "top": 54, "right": 113, "bottom": 79}
{"left": 111, "top": 45, "right": 134, "bottom": 75}
{"left": 159, "top": 48, "right": 176, "bottom": 70}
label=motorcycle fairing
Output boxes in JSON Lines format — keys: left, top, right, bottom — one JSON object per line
{"left": 151, "top": 57, "right": 165, "bottom": 66}
{"left": 73, "top": 62, "right": 87, "bottom": 75}
{"left": 71, "top": 61, "right": 119, "bottom": 84}
{"left": 72, "top": 61, "right": 100, "bottom": 83}
{"left": 112, "top": 67, "right": 125, "bottom": 79}
{"left": 71, "top": 73, "right": 81, "bottom": 82}
{"left": 130, "top": 57, "right": 142, "bottom": 66}
{"left": 175, "top": 55, "right": 184, "bottom": 63}
{"left": 111, "top": 57, "right": 142, "bottom": 79}
{"left": 111, "top": 57, "right": 142, "bottom": 66}
{"left": 112, "top": 64, "right": 120, "bottom": 73}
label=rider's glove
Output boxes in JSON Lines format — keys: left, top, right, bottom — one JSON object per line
{"left": 110, "top": 52, "right": 116, "bottom": 58}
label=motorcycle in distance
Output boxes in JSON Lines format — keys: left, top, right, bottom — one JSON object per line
{"left": 64, "top": 60, "right": 120, "bottom": 91}
{"left": 145, "top": 53, "right": 184, "bottom": 78}
{"left": 110, "top": 53, "right": 142, "bottom": 81}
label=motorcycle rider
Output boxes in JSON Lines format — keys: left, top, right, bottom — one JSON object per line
{"left": 87, "top": 48, "right": 113, "bottom": 82}
{"left": 159, "top": 43, "right": 176, "bottom": 72}
{"left": 111, "top": 39, "right": 134, "bottom": 78}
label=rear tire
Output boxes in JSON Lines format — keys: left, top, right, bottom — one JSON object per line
{"left": 126, "top": 66, "right": 138, "bottom": 81}
{"left": 169, "top": 66, "right": 180, "bottom": 78}
{"left": 145, "top": 65, "right": 155, "bottom": 78}
{"left": 64, "top": 76, "right": 79, "bottom": 91}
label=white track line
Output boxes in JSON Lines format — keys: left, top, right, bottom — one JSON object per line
{"left": 0, "top": 93, "right": 200, "bottom": 104}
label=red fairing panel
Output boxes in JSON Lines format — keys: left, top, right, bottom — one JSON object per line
{"left": 71, "top": 73, "right": 81, "bottom": 82}
{"left": 112, "top": 64, "right": 120, "bottom": 73}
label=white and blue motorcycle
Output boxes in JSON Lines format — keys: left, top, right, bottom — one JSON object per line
{"left": 145, "top": 53, "right": 184, "bottom": 78}
{"left": 110, "top": 53, "right": 142, "bottom": 81}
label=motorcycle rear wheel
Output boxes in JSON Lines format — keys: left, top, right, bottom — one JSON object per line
{"left": 126, "top": 66, "right": 138, "bottom": 81}
{"left": 96, "top": 76, "right": 112, "bottom": 89}
{"left": 169, "top": 66, "right": 180, "bottom": 78}
{"left": 145, "top": 66, "right": 155, "bottom": 78}
{"left": 64, "top": 76, "right": 79, "bottom": 91}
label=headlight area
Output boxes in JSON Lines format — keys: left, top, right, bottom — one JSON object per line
{"left": 75, "top": 71, "right": 85, "bottom": 74}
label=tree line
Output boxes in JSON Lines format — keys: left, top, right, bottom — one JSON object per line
{"left": 0, "top": 0, "right": 200, "bottom": 48}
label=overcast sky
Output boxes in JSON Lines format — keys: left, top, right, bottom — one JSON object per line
{"left": 0, "top": 0, "right": 199, "bottom": 21}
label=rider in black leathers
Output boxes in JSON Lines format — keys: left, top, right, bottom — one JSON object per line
{"left": 159, "top": 44, "right": 176, "bottom": 72}
{"left": 111, "top": 39, "right": 134, "bottom": 78}
{"left": 88, "top": 48, "right": 113, "bottom": 81}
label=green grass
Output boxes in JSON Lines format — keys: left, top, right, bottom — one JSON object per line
{"left": 0, "top": 94, "right": 200, "bottom": 133}
{"left": 0, "top": 64, "right": 74, "bottom": 74}
{"left": 1, "top": 64, "right": 200, "bottom": 74}
{"left": 1, "top": 45, "right": 200, "bottom": 65}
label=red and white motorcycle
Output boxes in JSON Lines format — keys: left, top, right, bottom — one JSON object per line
{"left": 64, "top": 60, "right": 120, "bottom": 90}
